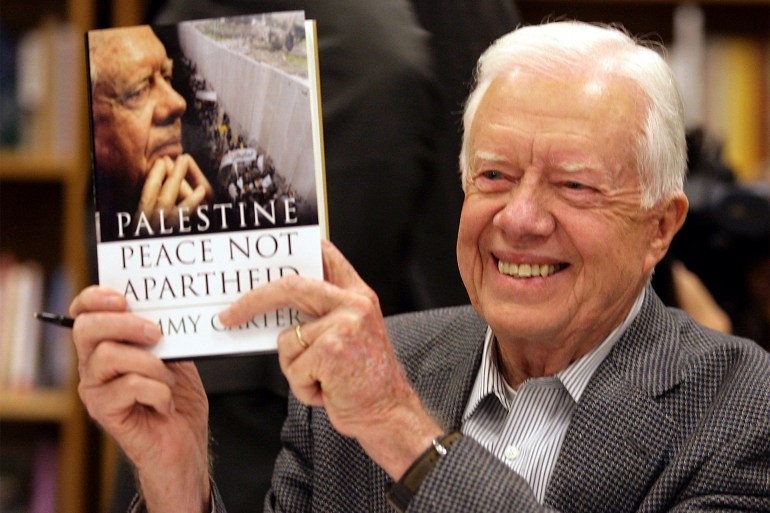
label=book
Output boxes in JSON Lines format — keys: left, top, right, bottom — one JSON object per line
{"left": 0, "top": 431, "right": 59, "bottom": 513}
{"left": 703, "top": 36, "right": 768, "bottom": 180}
{"left": 15, "top": 19, "right": 79, "bottom": 156}
{"left": 0, "top": 254, "right": 18, "bottom": 387}
{"left": 85, "top": 11, "right": 327, "bottom": 359}
{"left": 7, "top": 260, "right": 44, "bottom": 389}
{"left": 0, "top": 258, "right": 45, "bottom": 389}
{"left": 28, "top": 435, "right": 58, "bottom": 513}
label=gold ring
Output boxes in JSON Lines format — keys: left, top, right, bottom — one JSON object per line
{"left": 295, "top": 323, "right": 309, "bottom": 349}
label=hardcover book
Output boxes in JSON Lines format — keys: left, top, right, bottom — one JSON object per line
{"left": 85, "top": 11, "right": 326, "bottom": 359}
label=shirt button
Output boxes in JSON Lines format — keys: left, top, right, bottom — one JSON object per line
{"left": 504, "top": 444, "right": 521, "bottom": 461}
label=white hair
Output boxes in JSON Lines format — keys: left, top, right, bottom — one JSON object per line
{"left": 459, "top": 21, "right": 686, "bottom": 209}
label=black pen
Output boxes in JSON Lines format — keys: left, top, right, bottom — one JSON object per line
{"left": 34, "top": 312, "right": 75, "bottom": 328}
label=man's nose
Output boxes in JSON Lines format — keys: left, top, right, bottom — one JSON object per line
{"left": 492, "top": 176, "right": 556, "bottom": 240}
{"left": 153, "top": 77, "right": 187, "bottom": 123}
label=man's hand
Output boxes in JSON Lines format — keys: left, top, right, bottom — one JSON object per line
{"left": 138, "top": 154, "right": 214, "bottom": 231}
{"left": 69, "top": 286, "right": 211, "bottom": 513}
{"left": 219, "top": 240, "right": 444, "bottom": 479}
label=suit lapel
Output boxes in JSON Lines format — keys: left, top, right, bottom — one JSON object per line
{"left": 415, "top": 315, "right": 487, "bottom": 430}
{"left": 545, "top": 288, "right": 683, "bottom": 512}
{"left": 545, "top": 364, "right": 677, "bottom": 512}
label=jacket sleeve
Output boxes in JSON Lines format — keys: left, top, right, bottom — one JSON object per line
{"left": 406, "top": 436, "right": 560, "bottom": 513}
{"left": 263, "top": 394, "right": 315, "bottom": 513}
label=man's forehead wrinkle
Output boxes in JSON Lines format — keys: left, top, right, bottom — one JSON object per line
{"left": 472, "top": 126, "right": 599, "bottom": 173}
{"left": 471, "top": 72, "right": 639, "bottom": 181}
{"left": 100, "top": 30, "right": 167, "bottom": 73}
{"left": 92, "top": 49, "right": 125, "bottom": 96}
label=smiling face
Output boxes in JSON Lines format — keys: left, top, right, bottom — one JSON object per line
{"left": 457, "top": 70, "right": 684, "bottom": 366}
{"left": 90, "top": 26, "right": 186, "bottom": 193}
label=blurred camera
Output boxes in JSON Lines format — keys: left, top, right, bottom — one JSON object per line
{"left": 653, "top": 129, "right": 769, "bottom": 346}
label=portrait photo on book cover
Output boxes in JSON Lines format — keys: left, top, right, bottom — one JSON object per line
{"left": 87, "top": 12, "right": 320, "bottom": 244}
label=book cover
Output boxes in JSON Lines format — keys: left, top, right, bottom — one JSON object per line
{"left": 85, "top": 11, "right": 326, "bottom": 359}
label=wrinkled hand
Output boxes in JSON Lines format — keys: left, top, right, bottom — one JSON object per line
{"left": 69, "top": 286, "right": 210, "bottom": 513}
{"left": 138, "top": 154, "right": 214, "bottom": 231}
{"left": 219, "top": 240, "right": 443, "bottom": 479}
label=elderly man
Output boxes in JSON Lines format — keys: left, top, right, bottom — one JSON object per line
{"left": 71, "top": 21, "right": 770, "bottom": 513}
{"left": 89, "top": 25, "right": 213, "bottom": 240}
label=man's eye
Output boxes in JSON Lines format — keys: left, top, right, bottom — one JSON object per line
{"left": 471, "top": 169, "right": 513, "bottom": 193}
{"left": 126, "top": 88, "right": 144, "bottom": 100}
{"left": 120, "top": 82, "right": 149, "bottom": 107}
{"left": 564, "top": 181, "right": 587, "bottom": 190}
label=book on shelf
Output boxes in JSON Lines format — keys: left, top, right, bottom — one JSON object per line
{"left": 2, "top": 18, "right": 80, "bottom": 155}
{"left": 670, "top": 2, "right": 769, "bottom": 182}
{"left": 703, "top": 36, "right": 768, "bottom": 181}
{"left": 0, "top": 431, "right": 59, "bottom": 513}
{"left": 6, "top": 259, "right": 44, "bottom": 389}
{"left": 85, "top": 11, "right": 327, "bottom": 360}
{"left": 0, "top": 256, "right": 72, "bottom": 390}
{"left": 28, "top": 434, "right": 58, "bottom": 513}
{"left": 0, "top": 256, "right": 45, "bottom": 390}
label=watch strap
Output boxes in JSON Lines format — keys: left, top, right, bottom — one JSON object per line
{"left": 386, "top": 431, "right": 463, "bottom": 512}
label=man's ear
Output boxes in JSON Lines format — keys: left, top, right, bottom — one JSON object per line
{"left": 643, "top": 192, "right": 689, "bottom": 273}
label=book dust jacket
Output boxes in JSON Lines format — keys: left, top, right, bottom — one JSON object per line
{"left": 85, "top": 11, "right": 326, "bottom": 359}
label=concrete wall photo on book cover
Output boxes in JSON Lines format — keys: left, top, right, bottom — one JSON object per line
{"left": 85, "top": 11, "right": 327, "bottom": 359}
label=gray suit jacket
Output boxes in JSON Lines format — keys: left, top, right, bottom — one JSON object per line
{"left": 209, "top": 287, "right": 770, "bottom": 512}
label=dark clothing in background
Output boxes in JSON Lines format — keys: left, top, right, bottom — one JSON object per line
{"left": 154, "top": 0, "right": 465, "bottom": 316}
{"left": 407, "top": 0, "right": 522, "bottom": 306}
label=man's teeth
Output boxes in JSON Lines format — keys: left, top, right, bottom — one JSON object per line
{"left": 498, "top": 261, "right": 562, "bottom": 278}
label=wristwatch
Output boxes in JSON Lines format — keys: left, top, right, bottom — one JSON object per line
{"left": 386, "top": 431, "right": 463, "bottom": 512}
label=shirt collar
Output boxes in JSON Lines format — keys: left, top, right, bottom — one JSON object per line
{"left": 463, "top": 289, "right": 646, "bottom": 421}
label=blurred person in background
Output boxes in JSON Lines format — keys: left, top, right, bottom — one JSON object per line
{"left": 652, "top": 128, "right": 770, "bottom": 350}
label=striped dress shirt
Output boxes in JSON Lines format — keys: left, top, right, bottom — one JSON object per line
{"left": 462, "top": 290, "right": 645, "bottom": 502}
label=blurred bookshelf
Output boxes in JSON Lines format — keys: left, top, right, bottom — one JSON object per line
{"left": 0, "top": 0, "right": 95, "bottom": 512}
{"left": 0, "top": 388, "right": 74, "bottom": 421}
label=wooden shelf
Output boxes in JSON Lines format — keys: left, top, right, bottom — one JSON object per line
{"left": 0, "top": 388, "right": 75, "bottom": 422}
{"left": 0, "top": 150, "right": 79, "bottom": 181}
